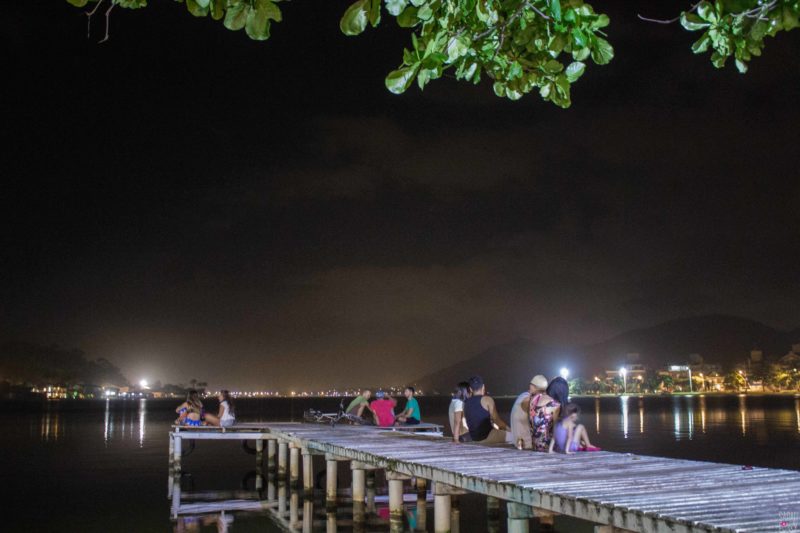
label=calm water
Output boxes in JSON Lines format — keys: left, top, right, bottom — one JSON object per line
{"left": 2, "top": 394, "right": 799, "bottom": 532}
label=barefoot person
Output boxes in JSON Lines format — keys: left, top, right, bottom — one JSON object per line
{"left": 549, "top": 403, "right": 599, "bottom": 453}
{"left": 204, "top": 390, "right": 236, "bottom": 428}
{"left": 463, "top": 376, "right": 510, "bottom": 444}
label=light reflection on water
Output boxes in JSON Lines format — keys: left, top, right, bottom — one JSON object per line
{"left": 5, "top": 394, "right": 800, "bottom": 532}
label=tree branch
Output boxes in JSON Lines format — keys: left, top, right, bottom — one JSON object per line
{"left": 85, "top": 0, "right": 105, "bottom": 39}
{"left": 638, "top": 1, "right": 700, "bottom": 25}
{"left": 98, "top": 2, "right": 115, "bottom": 44}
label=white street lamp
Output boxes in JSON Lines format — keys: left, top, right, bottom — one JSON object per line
{"left": 620, "top": 367, "right": 627, "bottom": 394}
{"left": 139, "top": 379, "right": 149, "bottom": 389}
{"left": 560, "top": 367, "right": 569, "bottom": 380}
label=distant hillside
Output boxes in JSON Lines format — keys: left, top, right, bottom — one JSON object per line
{"left": 416, "top": 315, "right": 799, "bottom": 394}
{"left": 0, "top": 342, "right": 129, "bottom": 387}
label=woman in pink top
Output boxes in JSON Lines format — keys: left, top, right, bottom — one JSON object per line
{"left": 369, "top": 391, "right": 397, "bottom": 427}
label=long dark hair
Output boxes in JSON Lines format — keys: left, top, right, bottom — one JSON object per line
{"left": 546, "top": 377, "right": 569, "bottom": 407}
{"left": 220, "top": 389, "right": 235, "bottom": 416}
{"left": 452, "top": 381, "right": 470, "bottom": 402}
{"left": 186, "top": 389, "right": 202, "bottom": 410}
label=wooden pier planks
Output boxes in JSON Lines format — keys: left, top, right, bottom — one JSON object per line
{"left": 259, "top": 422, "right": 800, "bottom": 533}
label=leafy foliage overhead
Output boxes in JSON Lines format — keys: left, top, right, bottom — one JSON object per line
{"left": 64, "top": 0, "right": 800, "bottom": 107}
{"left": 677, "top": 0, "right": 799, "bottom": 73}
{"left": 340, "top": 0, "right": 613, "bottom": 108}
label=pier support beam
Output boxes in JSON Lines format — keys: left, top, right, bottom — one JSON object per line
{"left": 366, "top": 470, "right": 376, "bottom": 513}
{"left": 351, "top": 463, "right": 366, "bottom": 502}
{"left": 290, "top": 444, "right": 300, "bottom": 485}
{"left": 451, "top": 496, "right": 461, "bottom": 533}
{"left": 278, "top": 482, "right": 287, "bottom": 517}
{"left": 486, "top": 496, "right": 501, "bottom": 533}
{"left": 416, "top": 479, "right": 427, "bottom": 531}
{"left": 278, "top": 441, "right": 288, "bottom": 477}
{"left": 386, "top": 471, "right": 411, "bottom": 521}
{"left": 290, "top": 489, "right": 299, "bottom": 527}
{"left": 326, "top": 458, "right": 338, "bottom": 505}
{"left": 267, "top": 438, "right": 276, "bottom": 470}
{"left": 255, "top": 439, "right": 264, "bottom": 466}
{"left": 507, "top": 502, "right": 534, "bottom": 533}
{"left": 302, "top": 451, "right": 314, "bottom": 494}
{"left": 302, "top": 497, "right": 314, "bottom": 533}
{"left": 172, "top": 435, "right": 182, "bottom": 473}
{"left": 433, "top": 482, "right": 467, "bottom": 533}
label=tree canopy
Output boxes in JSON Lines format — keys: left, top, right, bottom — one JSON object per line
{"left": 65, "top": 0, "right": 799, "bottom": 107}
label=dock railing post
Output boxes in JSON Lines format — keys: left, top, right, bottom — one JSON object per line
{"left": 507, "top": 502, "right": 535, "bottom": 533}
{"left": 278, "top": 440, "right": 288, "bottom": 477}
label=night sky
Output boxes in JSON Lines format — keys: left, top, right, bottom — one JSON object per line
{"left": 2, "top": 1, "right": 798, "bottom": 390}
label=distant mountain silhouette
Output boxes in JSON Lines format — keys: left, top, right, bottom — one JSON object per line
{"left": 416, "top": 315, "right": 799, "bottom": 394}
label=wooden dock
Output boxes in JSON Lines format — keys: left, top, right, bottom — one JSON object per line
{"left": 169, "top": 422, "right": 800, "bottom": 533}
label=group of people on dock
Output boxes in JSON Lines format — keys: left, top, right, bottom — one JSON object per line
{"left": 175, "top": 389, "right": 236, "bottom": 428}
{"left": 450, "top": 375, "right": 599, "bottom": 454}
{"left": 344, "top": 386, "right": 422, "bottom": 427}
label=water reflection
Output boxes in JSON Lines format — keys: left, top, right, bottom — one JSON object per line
{"left": 594, "top": 397, "right": 600, "bottom": 433}
{"left": 673, "top": 402, "right": 681, "bottom": 440}
{"left": 699, "top": 395, "right": 707, "bottom": 433}
{"left": 796, "top": 398, "right": 800, "bottom": 433}
{"left": 139, "top": 399, "right": 147, "bottom": 448}
{"left": 40, "top": 404, "right": 61, "bottom": 442}
{"left": 686, "top": 396, "right": 694, "bottom": 440}
{"left": 739, "top": 394, "right": 747, "bottom": 436}
{"left": 620, "top": 396, "right": 629, "bottom": 438}
{"left": 638, "top": 398, "right": 644, "bottom": 434}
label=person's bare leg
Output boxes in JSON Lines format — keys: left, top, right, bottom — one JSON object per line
{"left": 205, "top": 414, "right": 220, "bottom": 426}
{"left": 574, "top": 424, "right": 592, "bottom": 447}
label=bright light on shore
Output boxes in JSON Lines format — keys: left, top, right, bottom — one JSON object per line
{"left": 619, "top": 367, "right": 627, "bottom": 376}
{"left": 139, "top": 379, "right": 149, "bottom": 389}
{"left": 560, "top": 367, "right": 569, "bottom": 379}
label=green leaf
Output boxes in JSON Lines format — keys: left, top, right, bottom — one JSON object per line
{"left": 66, "top": 0, "right": 91, "bottom": 7}
{"left": 210, "top": 0, "right": 225, "bottom": 20}
{"left": 368, "top": 0, "right": 381, "bottom": 27}
{"left": 542, "top": 59, "right": 563, "bottom": 74}
{"left": 591, "top": 14, "right": 610, "bottom": 29}
{"left": 590, "top": 36, "right": 614, "bottom": 65}
{"left": 691, "top": 33, "right": 712, "bottom": 54}
{"left": 385, "top": 65, "right": 419, "bottom": 94}
{"left": 246, "top": 0, "right": 280, "bottom": 40}
{"left": 565, "top": 61, "right": 585, "bottom": 82}
{"left": 680, "top": 13, "right": 709, "bottom": 31}
{"left": 224, "top": 2, "right": 250, "bottom": 30}
{"left": 446, "top": 35, "right": 470, "bottom": 62}
{"left": 734, "top": 58, "right": 748, "bottom": 73}
{"left": 397, "top": 6, "right": 419, "bottom": 27}
{"left": 386, "top": 0, "right": 408, "bottom": 17}
{"left": 410, "top": 0, "right": 426, "bottom": 6}
{"left": 340, "top": 0, "right": 370, "bottom": 36}
{"left": 549, "top": 0, "right": 562, "bottom": 22}
{"left": 696, "top": 1, "right": 716, "bottom": 23}
{"left": 417, "top": 3, "right": 433, "bottom": 20}
{"left": 186, "top": 0, "right": 209, "bottom": 17}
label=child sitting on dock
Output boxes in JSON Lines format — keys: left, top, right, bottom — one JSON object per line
{"left": 204, "top": 390, "right": 236, "bottom": 428}
{"left": 175, "top": 389, "right": 204, "bottom": 427}
{"left": 549, "top": 403, "right": 600, "bottom": 454}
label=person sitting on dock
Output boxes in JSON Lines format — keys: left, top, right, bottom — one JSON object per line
{"left": 525, "top": 374, "right": 560, "bottom": 452}
{"left": 395, "top": 386, "right": 421, "bottom": 425}
{"left": 369, "top": 391, "right": 397, "bottom": 427}
{"left": 203, "top": 390, "right": 236, "bottom": 428}
{"left": 549, "top": 403, "right": 599, "bottom": 453}
{"left": 449, "top": 382, "right": 471, "bottom": 443}
{"left": 510, "top": 375, "right": 548, "bottom": 449}
{"left": 463, "top": 376, "right": 510, "bottom": 444}
{"left": 345, "top": 390, "right": 375, "bottom": 425}
{"left": 175, "top": 389, "right": 204, "bottom": 426}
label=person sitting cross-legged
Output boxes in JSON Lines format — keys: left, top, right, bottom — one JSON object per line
{"left": 345, "top": 390, "right": 375, "bottom": 424}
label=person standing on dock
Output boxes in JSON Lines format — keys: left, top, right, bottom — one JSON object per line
{"left": 463, "top": 376, "right": 510, "bottom": 444}
{"left": 395, "top": 386, "right": 421, "bottom": 425}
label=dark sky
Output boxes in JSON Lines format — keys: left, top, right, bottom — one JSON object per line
{"left": 2, "top": 1, "right": 798, "bottom": 390}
